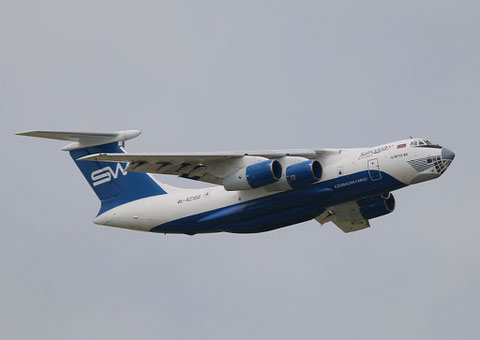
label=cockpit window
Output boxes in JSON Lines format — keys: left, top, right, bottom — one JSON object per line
{"left": 410, "top": 138, "right": 442, "bottom": 149}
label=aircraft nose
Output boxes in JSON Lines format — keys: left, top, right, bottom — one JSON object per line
{"left": 441, "top": 147, "right": 455, "bottom": 161}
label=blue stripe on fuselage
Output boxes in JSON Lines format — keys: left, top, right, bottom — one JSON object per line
{"left": 150, "top": 170, "right": 406, "bottom": 235}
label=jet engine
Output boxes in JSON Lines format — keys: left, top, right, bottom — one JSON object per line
{"left": 223, "top": 160, "right": 283, "bottom": 191}
{"left": 286, "top": 160, "right": 322, "bottom": 189}
{"left": 358, "top": 193, "right": 396, "bottom": 220}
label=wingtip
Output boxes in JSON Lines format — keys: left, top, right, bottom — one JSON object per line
{"left": 16, "top": 130, "right": 35, "bottom": 136}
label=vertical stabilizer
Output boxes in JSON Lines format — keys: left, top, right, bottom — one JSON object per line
{"left": 17, "top": 130, "right": 167, "bottom": 215}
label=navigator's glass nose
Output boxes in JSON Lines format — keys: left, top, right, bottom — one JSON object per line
{"left": 441, "top": 147, "right": 455, "bottom": 161}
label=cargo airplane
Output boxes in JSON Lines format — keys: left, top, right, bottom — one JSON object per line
{"left": 17, "top": 130, "right": 455, "bottom": 234}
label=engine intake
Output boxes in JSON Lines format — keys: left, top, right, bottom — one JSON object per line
{"left": 223, "top": 160, "right": 282, "bottom": 191}
{"left": 286, "top": 160, "right": 322, "bottom": 189}
{"left": 357, "top": 193, "right": 391, "bottom": 208}
{"left": 359, "top": 193, "right": 395, "bottom": 220}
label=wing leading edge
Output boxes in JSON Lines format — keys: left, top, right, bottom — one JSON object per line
{"left": 78, "top": 149, "right": 340, "bottom": 185}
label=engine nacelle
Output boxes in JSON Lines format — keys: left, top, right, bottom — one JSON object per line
{"left": 357, "top": 192, "right": 391, "bottom": 208}
{"left": 286, "top": 160, "right": 322, "bottom": 189}
{"left": 359, "top": 193, "right": 395, "bottom": 220}
{"left": 223, "top": 160, "right": 283, "bottom": 191}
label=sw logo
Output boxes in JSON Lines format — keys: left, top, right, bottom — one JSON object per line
{"left": 91, "top": 163, "right": 128, "bottom": 186}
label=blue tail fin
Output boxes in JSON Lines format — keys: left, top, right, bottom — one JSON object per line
{"left": 69, "top": 142, "right": 166, "bottom": 215}
{"left": 70, "top": 142, "right": 166, "bottom": 215}
{"left": 16, "top": 129, "right": 167, "bottom": 215}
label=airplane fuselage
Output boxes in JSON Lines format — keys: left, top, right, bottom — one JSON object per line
{"left": 93, "top": 139, "right": 453, "bottom": 234}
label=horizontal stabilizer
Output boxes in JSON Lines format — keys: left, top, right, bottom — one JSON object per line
{"left": 16, "top": 130, "right": 141, "bottom": 151}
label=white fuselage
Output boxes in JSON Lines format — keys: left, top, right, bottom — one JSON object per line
{"left": 94, "top": 139, "right": 451, "bottom": 233}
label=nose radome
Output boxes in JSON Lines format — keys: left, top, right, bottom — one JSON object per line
{"left": 441, "top": 147, "right": 455, "bottom": 161}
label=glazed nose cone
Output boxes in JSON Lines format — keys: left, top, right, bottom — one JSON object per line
{"left": 441, "top": 147, "right": 455, "bottom": 161}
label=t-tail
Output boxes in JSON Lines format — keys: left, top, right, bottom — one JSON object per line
{"left": 16, "top": 130, "right": 167, "bottom": 215}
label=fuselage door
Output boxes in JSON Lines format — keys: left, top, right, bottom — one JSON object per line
{"left": 367, "top": 158, "right": 382, "bottom": 181}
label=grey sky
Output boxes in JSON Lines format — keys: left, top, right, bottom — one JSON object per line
{"left": 2, "top": 1, "right": 479, "bottom": 339}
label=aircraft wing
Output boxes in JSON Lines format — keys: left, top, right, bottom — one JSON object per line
{"left": 78, "top": 149, "right": 339, "bottom": 185}
{"left": 315, "top": 201, "right": 370, "bottom": 233}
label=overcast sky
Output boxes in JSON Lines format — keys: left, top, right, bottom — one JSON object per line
{"left": 2, "top": 1, "right": 479, "bottom": 339}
